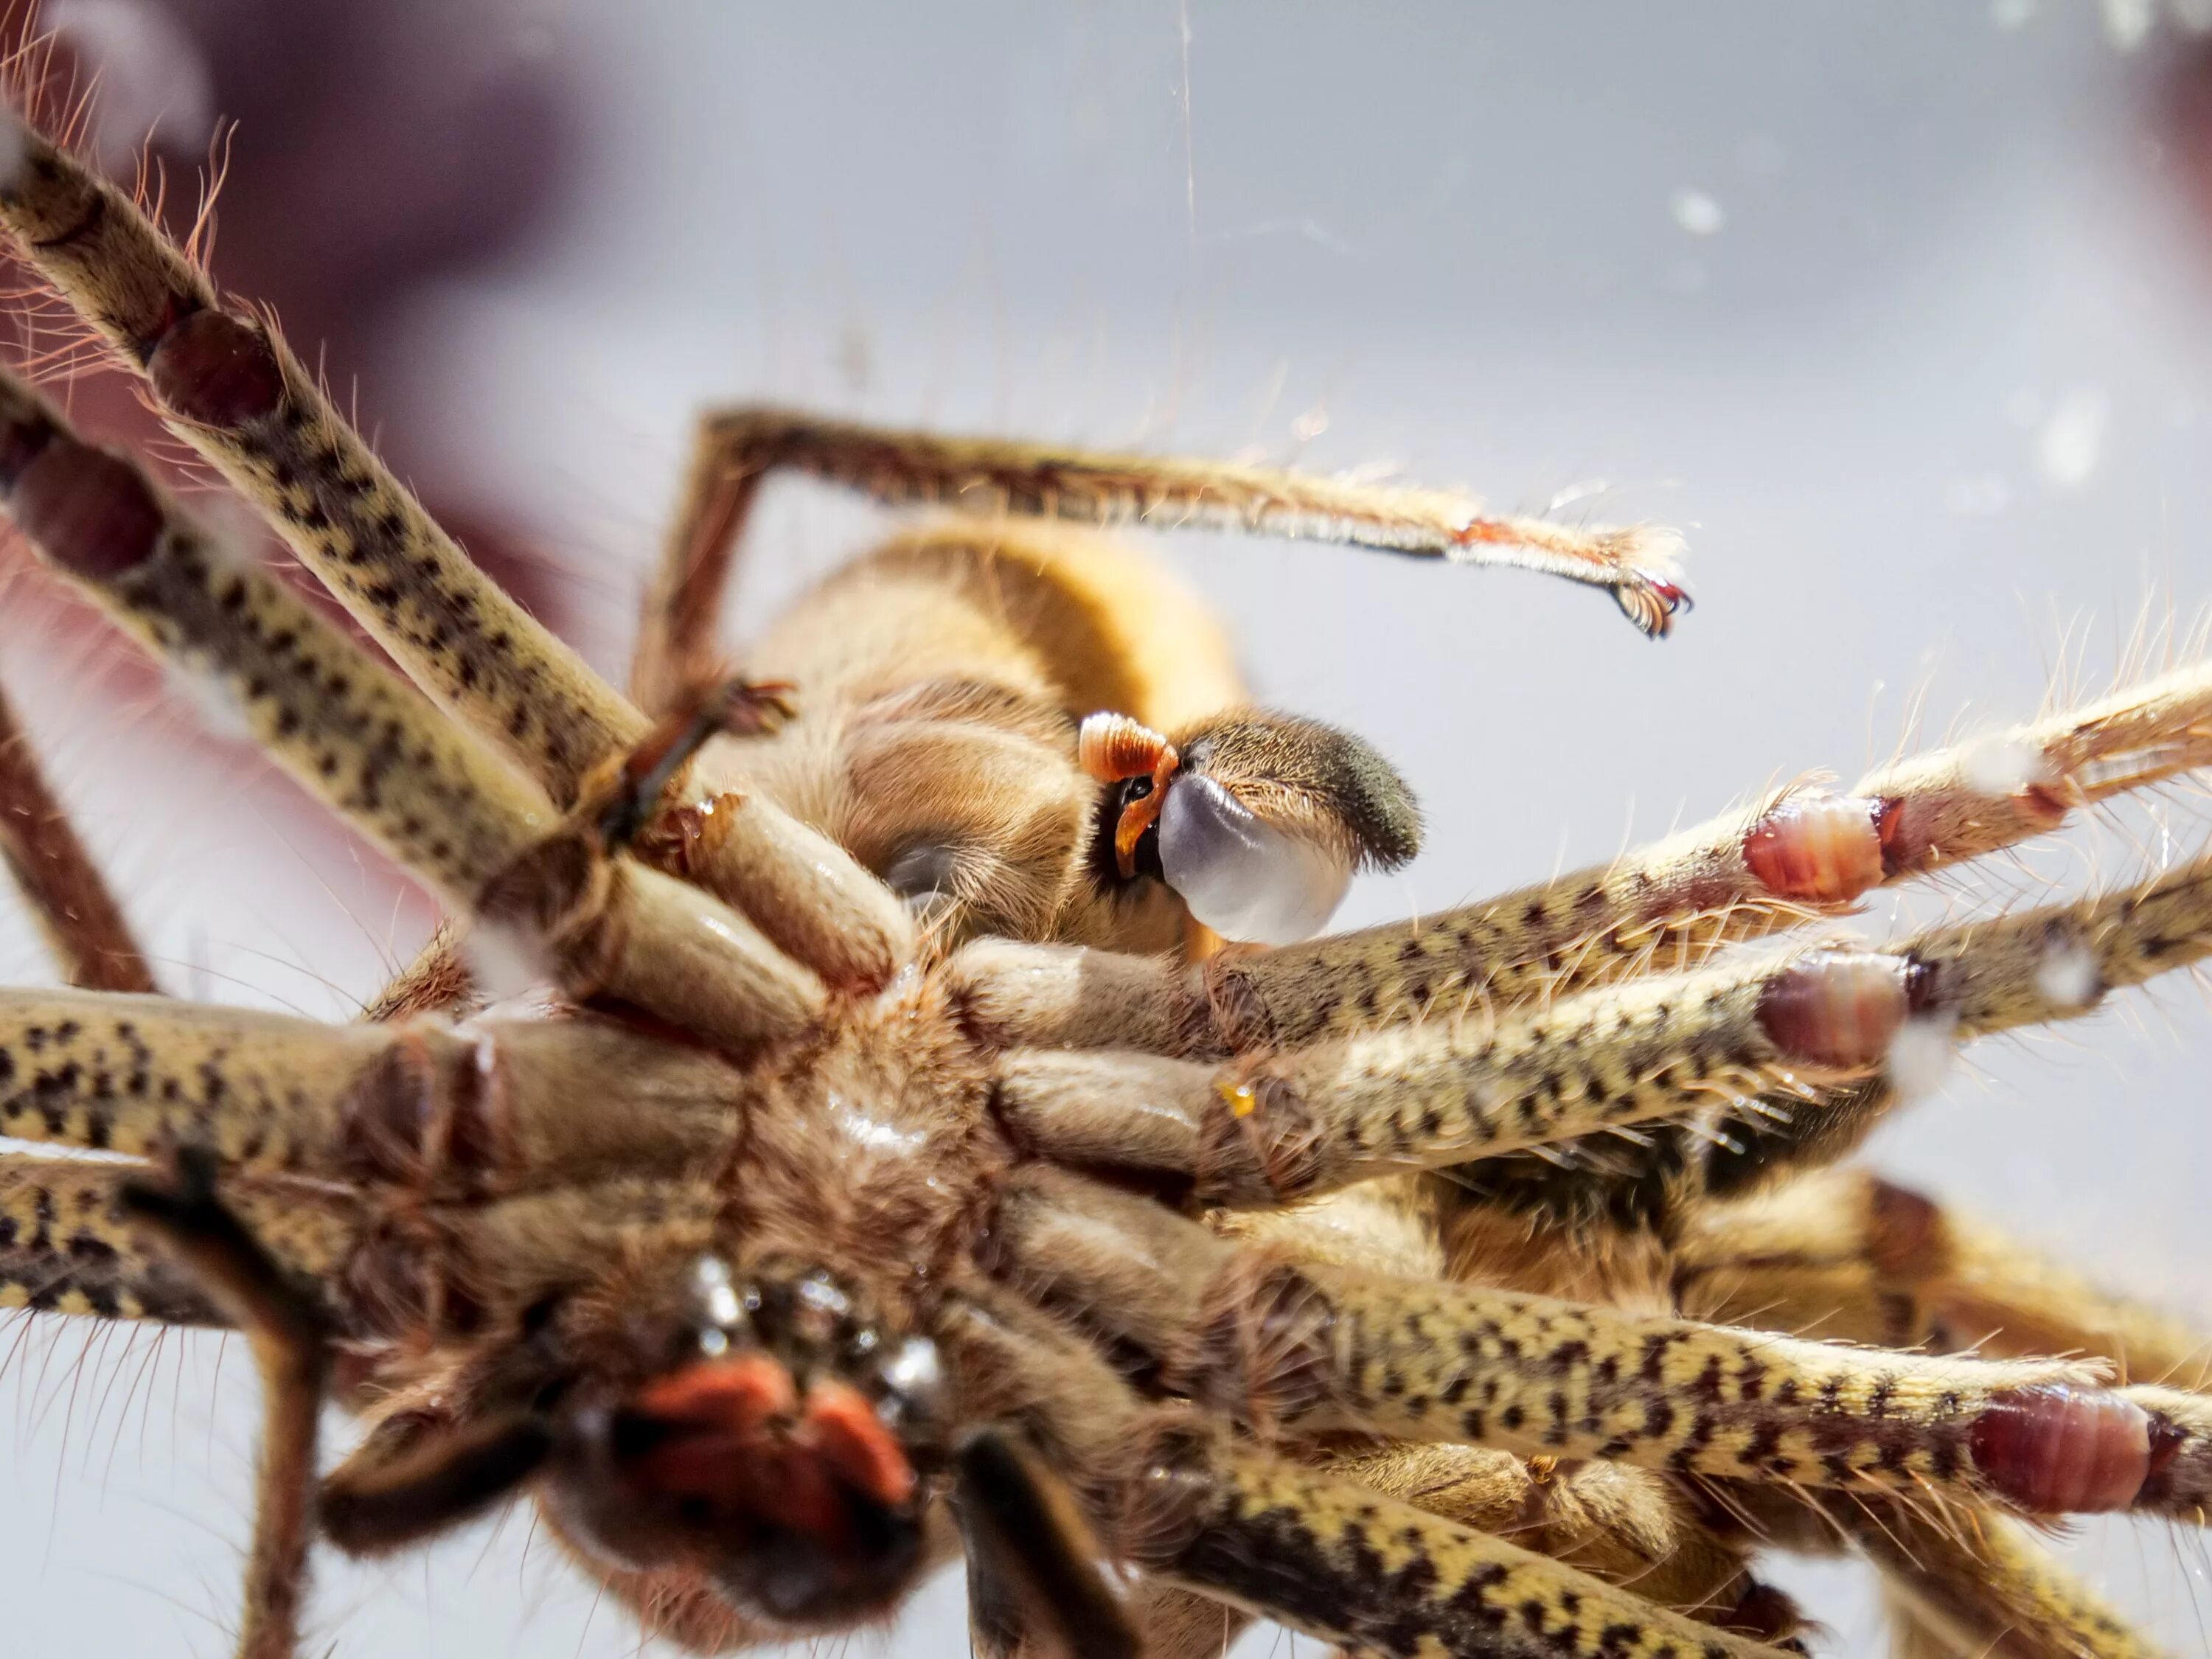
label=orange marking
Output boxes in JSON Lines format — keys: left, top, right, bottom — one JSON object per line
{"left": 1217, "top": 1079, "right": 1259, "bottom": 1119}
{"left": 621, "top": 1359, "right": 914, "bottom": 1543}
{"left": 631, "top": 1354, "right": 796, "bottom": 1429}
{"left": 1078, "top": 712, "right": 1182, "bottom": 879}
{"left": 805, "top": 1380, "right": 917, "bottom": 1508}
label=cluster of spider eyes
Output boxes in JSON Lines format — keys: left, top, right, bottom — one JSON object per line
{"left": 686, "top": 1256, "right": 948, "bottom": 1435}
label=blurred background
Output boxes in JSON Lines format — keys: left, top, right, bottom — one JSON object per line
{"left": 4, "top": 1, "right": 2212, "bottom": 1653}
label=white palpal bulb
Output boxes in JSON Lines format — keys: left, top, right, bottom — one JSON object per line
{"left": 1158, "top": 773, "right": 1352, "bottom": 945}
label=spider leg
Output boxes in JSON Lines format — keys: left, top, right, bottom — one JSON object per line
{"left": 630, "top": 412, "right": 779, "bottom": 714}
{"left": 0, "top": 990, "right": 741, "bottom": 1204}
{"left": 0, "top": 119, "right": 911, "bottom": 999}
{"left": 317, "top": 1411, "right": 555, "bottom": 1557}
{"left": 953, "top": 1427, "right": 1141, "bottom": 1659}
{"left": 995, "top": 1169, "right": 2194, "bottom": 1523}
{"left": 1677, "top": 1168, "right": 2212, "bottom": 1387}
{"left": 1222, "top": 1182, "right": 1791, "bottom": 1641}
{"left": 0, "top": 110, "right": 636, "bottom": 804}
{"left": 1329, "top": 1442, "right": 1798, "bottom": 1644}
{"left": 992, "top": 940, "right": 1932, "bottom": 1207}
{"left": 939, "top": 1288, "right": 1795, "bottom": 1659}
{"left": 628, "top": 406, "right": 1691, "bottom": 661}
{"left": 118, "top": 1147, "right": 333, "bottom": 1659}
{"left": 0, "top": 672, "right": 155, "bottom": 992}
{"left": 1845, "top": 1498, "right": 2165, "bottom": 1659}
{"left": 956, "top": 655, "right": 2212, "bottom": 1059}
{"left": 0, "top": 364, "right": 827, "bottom": 1048}
{"left": 2, "top": 1152, "right": 218, "bottom": 1321}
{"left": 1116, "top": 1427, "right": 1791, "bottom": 1659}
{"left": 984, "top": 836, "right": 2212, "bottom": 1222}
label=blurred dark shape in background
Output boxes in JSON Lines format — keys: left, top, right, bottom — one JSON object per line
{"left": 2151, "top": 23, "right": 2212, "bottom": 278}
{"left": 3, "top": 0, "right": 579, "bottom": 621}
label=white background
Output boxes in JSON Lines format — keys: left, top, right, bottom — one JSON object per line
{"left": 4, "top": 3, "right": 2212, "bottom": 1654}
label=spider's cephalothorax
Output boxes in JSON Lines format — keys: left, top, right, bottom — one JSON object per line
{"left": 543, "top": 1252, "right": 951, "bottom": 1627}
{"left": 4, "top": 97, "right": 2212, "bottom": 1659}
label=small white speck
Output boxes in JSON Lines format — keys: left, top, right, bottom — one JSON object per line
{"left": 1991, "top": 0, "right": 2038, "bottom": 28}
{"left": 2036, "top": 941, "right": 2101, "bottom": 1009}
{"left": 1670, "top": 189, "right": 1726, "bottom": 236}
{"left": 1941, "top": 474, "right": 2012, "bottom": 517}
{"left": 1888, "top": 1017, "right": 1958, "bottom": 1102}
{"left": 462, "top": 920, "right": 549, "bottom": 1003}
{"left": 1961, "top": 735, "right": 2043, "bottom": 796}
{"left": 1290, "top": 403, "right": 1329, "bottom": 443}
{"left": 169, "top": 660, "right": 253, "bottom": 745}
{"left": 48, "top": 0, "right": 215, "bottom": 169}
{"left": 833, "top": 1099, "right": 928, "bottom": 1155}
{"left": 2101, "top": 0, "right": 2156, "bottom": 49}
{"left": 2037, "top": 388, "right": 2109, "bottom": 490}
{"left": 192, "top": 498, "right": 271, "bottom": 574}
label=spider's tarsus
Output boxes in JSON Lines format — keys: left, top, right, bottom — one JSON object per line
{"left": 594, "top": 675, "right": 798, "bottom": 847}
{"left": 1615, "top": 567, "right": 1694, "bottom": 639}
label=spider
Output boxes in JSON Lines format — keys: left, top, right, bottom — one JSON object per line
{"left": 0, "top": 87, "right": 2208, "bottom": 1659}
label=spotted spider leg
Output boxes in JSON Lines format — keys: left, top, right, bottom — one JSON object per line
{"left": 1677, "top": 1169, "right": 2212, "bottom": 1658}
{"left": 0, "top": 368, "right": 861, "bottom": 1056}
{"left": 0, "top": 114, "right": 912, "bottom": 998}
{"left": 938, "top": 1284, "right": 1798, "bottom": 1659}
{"left": 1211, "top": 1176, "right": 1796, "bottom": 1649}
{"left": 984, "top": 1169, "right": 2209, "bottom": 1526}
{"left": 1677, "top": 1167, "right": 2212, "bottom": 1388}
{"left": 972, "top": 834, "right": 2212, "bottom": 1214}
{"left": 1850, "top": 1500, "right": 2164, "bottom": 1659}
{"left": 629, "top": 405, "right": 1694, "bottom": 714}
{"left": 955, "top": 650, "right": 2212, "bottom": 1066}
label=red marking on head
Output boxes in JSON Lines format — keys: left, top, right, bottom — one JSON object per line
{"left": 632, "top": 1354, "right": 797, "bottom": 1433}
{"left": 620, "top": 1357, "right": 915, "bottom": 1545}
{"left": 1742, "top": 795, "right": 1883, "bottom": 905}
{"left": 805, "top": 1380, "right": 917, "bottom": 1509}
{"left": 1970, "top": 1383, "right": 2149, "bottom": 1514}
{"left": 11, "top": 437, "right": 164, "bottom": 580}
{"left": 147, "top": 308, "right": 285, "bottom": 429}
{"left": 1754, "top": 950, "right": 1909, "bottom": 1072}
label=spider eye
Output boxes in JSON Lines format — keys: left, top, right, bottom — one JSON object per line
{"left": 881, "top": 841, "right": 961, "bottom": 917}
{"left": 871, "top": 1335, "right": 948, "bottom": 1436}
{"left": 1157, "top": 772, "right": 1354, "bottom": 945}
